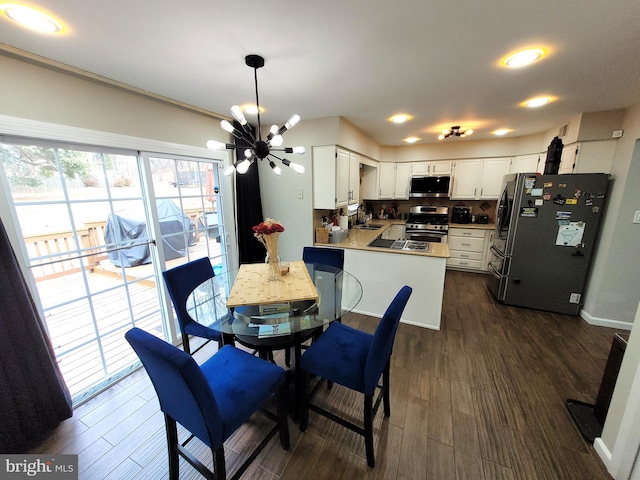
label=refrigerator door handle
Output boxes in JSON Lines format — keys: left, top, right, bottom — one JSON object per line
{"left": 487, "top": 262, "right": 503, "bottom": 279}
{"left": 490, "top": 244, "right": 507, "bottom": 259}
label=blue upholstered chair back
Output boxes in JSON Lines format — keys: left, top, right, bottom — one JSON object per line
{"left": 125, "top": 328, "right": 224, "bottom": 448}
{"left": 364, "top": 286, "right": 412, "bottom": 395}
{"left": 302, "top": 246, "right": 344, "bottom": 269}
{"left": 163, "top": 257, "right": 214, "bottom": 335}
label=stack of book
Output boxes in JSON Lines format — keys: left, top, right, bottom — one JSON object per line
{"left": 258, "top": 303, "right": 290, "bottom": 315}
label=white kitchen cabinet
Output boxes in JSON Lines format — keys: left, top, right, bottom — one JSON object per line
{"left": 312, "top": 146, "right": 359, "bottom": 209}
{"left": 349, "top": 152, "right": 360, "bottom": 205}
{"left": 378, "top": 162, "right": 411, "bottom": 199}
{"left": 393, "top": 163, "right": 412, "bottom": 199}
{"left": 558, "top": 141, "right": 616, "bottom": 174}
{"left": 411, "top": 161, "right": 453, "bottom": 176}
{"left": 451, "top": 160, "right": 483, "bottom": 199}
{"left": 447, "top": 227, "right": 490, "bottom": 271}
{"left": 510, "top": 154, "right": 541, "bottom": 174}
{"left": 384, "top": 224, "right": 405, "bottom": 240}
{"left": 378, "top": 163, "right": 396, "bottom": 199}
{"left": 361, "top": 163, "right": 379, "bottom": 200}
{"left": 451, "top": 158, "right": 510, "bottom": 200}
{"left": 479, "top": 158, "right": 511, "bottom": 198}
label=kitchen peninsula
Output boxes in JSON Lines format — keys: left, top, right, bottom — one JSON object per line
{"left": 315, "top": 220, "right": 449, "bottom": 330}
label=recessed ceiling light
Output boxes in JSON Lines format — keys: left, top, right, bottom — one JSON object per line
{"left": 523, "top": 96, "right": 554, "bottom": 108}
{"left": 491, "top": 129, "right": 512, "bottom": 136}
{"left": 241, "top": 104, "right": 264, "bottom": 115}
{"left": 0, "top": 4, "right": 63, "bottom": 33}
{"left": 502, "top": 48, "right": 547, "bottom": 68}
{"left": 390, "top": 114, "right": 412, "bottom": 124}
{"left": 404, "top": 137, "right": 420, "bottom": 143}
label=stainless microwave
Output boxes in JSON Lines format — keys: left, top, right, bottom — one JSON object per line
{"left": 409, "top": 175, "right": 451, "bottom": 198}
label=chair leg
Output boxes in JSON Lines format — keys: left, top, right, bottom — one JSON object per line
{"left": 383, "top": 361, "right": 391, "bottom": 417}
{"left": 277, "top": 383, "right": 291, "bottom": 449}
{"left": 212, "top": 445, "right": 226, "bottom": 480}
{"left": 181, "top": 335, "right": 191, "bottom": 355}
{"left": 164, "top": 415, "right": 180, "bottom": 480}
{"left": 299, "top": 370, "right": 309, "bottom": 432}
{"left": 364, "top": 395, "right": 375, "bottom": 468}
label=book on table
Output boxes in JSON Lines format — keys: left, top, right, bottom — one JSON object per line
{"left": 258, "top": 322, "right": 291, "bottom": 338}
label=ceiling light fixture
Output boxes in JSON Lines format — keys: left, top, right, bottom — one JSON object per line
{"left": 0, "top": 3, "right": 62, "bottom": 33}
{"left": 206, "top": 54, "right": 305, "bottom": 176}
{"left": 438, "top": 126, "right": 473, "bottom": 140}
{"left": 389, "top": 114, "right": 411, "bottom": 124}
{"left": 523, "top": 96, "right": 554, "bottom": 108}
{"left": 404, "top": 137, "right": 420, "bottom": 143}
{"left": 491, "top": 129, "right": 512, "bottom": 136}
{"left": 503, "top": 48, "right": 546, "bottom": 68}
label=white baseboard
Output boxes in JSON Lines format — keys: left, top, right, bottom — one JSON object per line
{"left": 593, "top": 437, "right": 614, "bottom": 476}
{"left": 580, "top": 309, "right": 634, "bottom": 330}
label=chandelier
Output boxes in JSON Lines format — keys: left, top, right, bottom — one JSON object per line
{"left": 206, "top": 54, "right": 305, "bottom": 176}
{"left": 438, "top": 125, "right": 474, "bottom": 140}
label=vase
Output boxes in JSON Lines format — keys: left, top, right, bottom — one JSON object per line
{"left": 264, "top": 233, "right": 281, "bottom": 281}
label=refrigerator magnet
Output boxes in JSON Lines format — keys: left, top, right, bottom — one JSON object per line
{"left": 553, "top": 195, "right": 566, "bottom": 205}
{"left": 566, "top": 198, "right": 578, "bottom": 205}
{"left": 520, "top": 207, "right": 538, "bottom": 218}
{"left": 585, "top": 198, "right": 594, "bottom": 206}
{"left": 544, "top": 182, "right": 553, "bottom": 188}
{"left": 556, "top": 211, "right": 572, "bottom": 220}
{"left": 543, "top": 192, "right": 551, "bottom": 201}
{"left": 530, "top": 188, "right": 543, "bottom": 196}
{"left": 574, "top": 189, "right": 582, "bottom": 198}
{"left": 535, "top": 199, "right": 544, "bottom": 206}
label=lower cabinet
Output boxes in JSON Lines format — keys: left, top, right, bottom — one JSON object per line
{"left": 447, "top": 228, "right": 492, "bottom": 271}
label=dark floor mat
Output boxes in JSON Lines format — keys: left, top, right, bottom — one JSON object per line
{"left": 566, "top": 399, "right": 602, "bottom": 443}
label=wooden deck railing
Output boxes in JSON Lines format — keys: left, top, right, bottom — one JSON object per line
{"left": 24, "top": 208, "right": 209, "bottom": 281}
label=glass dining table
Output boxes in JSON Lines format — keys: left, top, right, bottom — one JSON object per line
{"left": 186, "top": 260, "right": 363, "bottom": 417}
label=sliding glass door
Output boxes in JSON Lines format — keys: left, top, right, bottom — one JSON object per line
{"left": 0, "top": 138, "right": 229, "bottom": 404}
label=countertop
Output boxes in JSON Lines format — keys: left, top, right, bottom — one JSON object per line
{"left": 315, "top": 219, "right": 450, "bottom": 258}
{"left": 448, "top": 223, "right": 495, "bottom": 230}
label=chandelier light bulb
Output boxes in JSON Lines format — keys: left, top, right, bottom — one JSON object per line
{"left": 285, "top": 114, "right": 301, "bottom": 130}
{"left": 269, "top": 161, "right": 282, "bottom": 175}
{"left": 270, "top": 134, "right": 284, "bottom": 147}
{"left": 223, "top": 164, "right": 236, "bottom": 176}
{"left": 270, "top": 124, "right": 279, "bottom": 135}
{"left": 290, "top": 162, "right": 305, "bottom": 174}
{"left": 220, "top": 120, "right": 235, "bottom": 134}
{"left": 236, "top": 159, "right": 251, "bottom": 174}
{"left": 292, "top": 146, "right": 306, "bottom": 154}
{"left": 206, "top": 140, "right": 225, "bottom": 150}
{"left": 230, "top": 105, "right": 247, "bottom": 125}
{"left": 244, "top": 148, "right": 253, "bottom": 158}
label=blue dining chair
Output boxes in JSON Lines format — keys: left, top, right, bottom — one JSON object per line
{"left": 163, "top": 257, "right": 225, "bottom": 354}
{"left": 302, "top": 246, "right": 344, "bottom": 269}
{"left": 125, "top": 327, "right": 290, "bottom": 480}
{"left": 299, "top": 285, "right": 412, "bottom": 468}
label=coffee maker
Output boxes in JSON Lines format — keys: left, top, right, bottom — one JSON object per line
{"left": 452, "top": 206, "right": 471, "bottom": 224}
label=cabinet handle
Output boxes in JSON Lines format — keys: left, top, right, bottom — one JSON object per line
{"left": 463, "top": 232, "right": 472, "bottom": 236}
{"left": 462, "top": 243, "right": 471, "bottom": 246}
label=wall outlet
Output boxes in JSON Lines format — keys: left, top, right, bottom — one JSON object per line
{"left": 634, "top": 211, "right": 640, "bottom": 224}
{"left": 612, "top": 129, "right": 624, "bottom": 138}
{"left": 297, "top": 188, "right": 304, "bottom": 200}
{"left": 569, "top": 293, "right": 581, "bottom": 304}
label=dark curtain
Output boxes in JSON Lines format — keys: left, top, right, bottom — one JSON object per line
{"left": 0, "top": 219, "right": 73, "bottom": 453}
{"left": 234, "top": 121, "right": 266, "bottom": 264}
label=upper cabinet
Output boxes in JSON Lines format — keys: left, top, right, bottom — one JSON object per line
{"left": 411, "top": 161, "right": 453, "bottom": 176}
{"left": 378, "top": 163, "right": 412, "bottom": 200}
{"left": 510, "top": 154, "right": 541, "bottom": 174}
{"left": 313, "top": 146, "right": 360, "bottom": 209}
{"left": 558, "top": 141, "right": 616, "bottom": 174}
{"left": 451, "top": 158, "right": 511, "bottom": 200}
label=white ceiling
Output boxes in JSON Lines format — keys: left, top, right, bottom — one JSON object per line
{"left": 1, "top": 0, "right": 640, "bottom": 146}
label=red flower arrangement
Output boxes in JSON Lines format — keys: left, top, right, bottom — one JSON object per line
{"left": 252, "top": 218, "right": 285, "bottom": 236}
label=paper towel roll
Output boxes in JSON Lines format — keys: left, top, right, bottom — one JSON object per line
{"left": 339, "top": 216, "right": 349, "bottom": 230}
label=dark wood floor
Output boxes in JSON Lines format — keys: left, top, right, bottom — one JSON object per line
{"left": 31, "top": 270, "right": 617, "bottom": 479}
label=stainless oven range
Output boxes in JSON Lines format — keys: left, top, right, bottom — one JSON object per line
{"left": 405, "top": 206, "right": 449, "bottom": 243}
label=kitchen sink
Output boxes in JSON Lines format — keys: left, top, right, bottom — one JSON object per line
{"left": 355, "top": 224, "right": 383, "bottom": 230}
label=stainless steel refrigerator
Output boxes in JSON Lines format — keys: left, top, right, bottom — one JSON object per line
{"left": 487, "top": 172, "right": 610, "bottom": 315}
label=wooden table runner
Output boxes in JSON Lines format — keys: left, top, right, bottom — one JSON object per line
{"left": 226, "top": 260, "right": 319, "bottom": 308}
